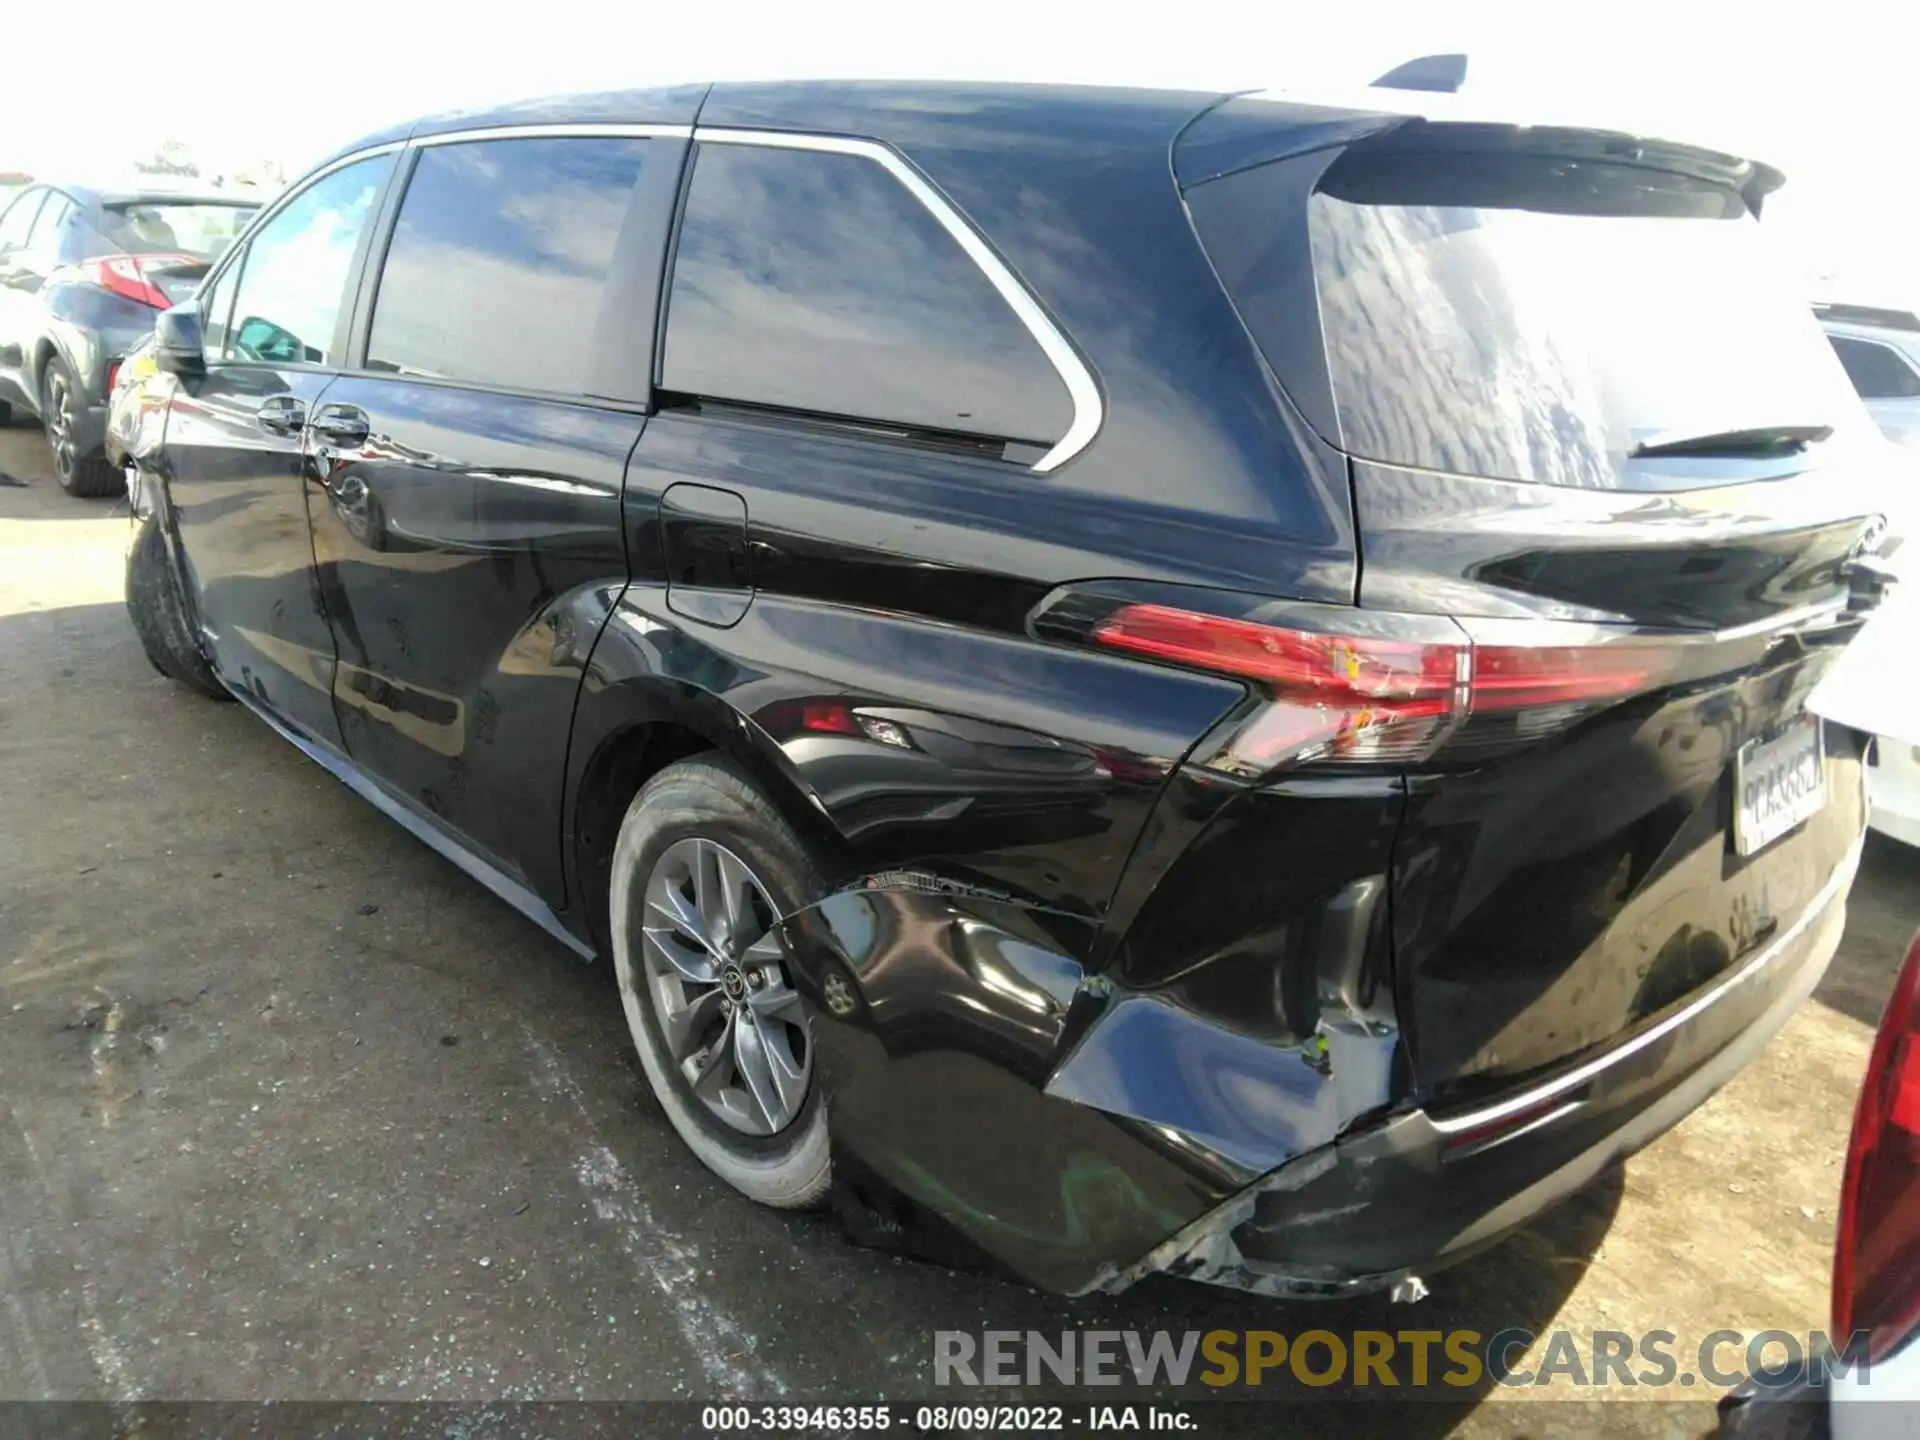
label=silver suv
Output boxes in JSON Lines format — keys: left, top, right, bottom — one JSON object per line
{"left": 1817, "top": 301, "right": 1920, "bottom": 450}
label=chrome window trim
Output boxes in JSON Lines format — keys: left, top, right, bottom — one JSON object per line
{"left": 197, "top": 140, "right": 407, "bottom": 296}
{"left": 412, "top": 122, "right": 693, "bottom": 146}
{"left": 694, "top": 126, "right": 1103, "bottom": 473}
{"left": 266, "top": 122, "right": 1104, "bottom": 471}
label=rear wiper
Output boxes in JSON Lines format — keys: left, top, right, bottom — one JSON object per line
{"left": 1630, "top": 424, "right": 1833, "bottom": 459}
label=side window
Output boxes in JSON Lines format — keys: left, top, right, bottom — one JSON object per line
{"left": 1829, "top": 335, "right": 1920, "bottom": 400}
{"left": 25, "top": 195, "right": 72, "bottom": 260}
{"left": 661, "top": 144, "right": 1072, "bottom": 445}
{"left": 0, "top": 188, "right": 44, "bottom": 252}
{"left": 365, "top": 136, "right": 648, "bottom": 395}
{"left": 221, "top": 153, "right": 394, "bottom": 366}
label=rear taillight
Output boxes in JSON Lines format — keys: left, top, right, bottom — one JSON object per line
{"left": 81, "top": 254, "right": 186, "bottom": 310}
{"left": 1092, "top": 605, "right": 1461, "bottom": 766}
{"left": 1834, "top": 933, "right": 1920, "bottom": 1362}
{"left": 1084, "top": 601, "right": 1682, "bottom": 773}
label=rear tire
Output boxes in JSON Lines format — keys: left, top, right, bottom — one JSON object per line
{"left": 125, "top": 516, "right": 229, "bottom": 701}
{"left": 44, "top": 356, "right": 119, "bottom": 497}
{"left": 610, "top": 756, "right": 832, "bottom": 1210}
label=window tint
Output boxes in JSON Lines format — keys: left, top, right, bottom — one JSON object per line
{"left": 222, "top": 153, "right": 393, "bottom": 367}
{"left": 0, "top": 188, "right": 43, "bottom": 250}
{"left": 661, "top": 144, "right": 1072, "bottom": 444}
{"left": 1829, "top": 335, "right": 1920, "bottom": 400}
{"left": 1299, "top": 151, "right": 1859, "bottom": 488}
{"left": 366, "top": 137, "right": 648, "bottom": 395}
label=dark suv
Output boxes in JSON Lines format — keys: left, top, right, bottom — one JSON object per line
{"left": 120, "top": 80, "right": 1893, "bottom": 1299}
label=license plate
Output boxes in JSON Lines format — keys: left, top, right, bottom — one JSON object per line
{"left": 1734, "top": 715, "right": 1826, "bottom": 856}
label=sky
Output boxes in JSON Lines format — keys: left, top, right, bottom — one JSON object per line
{"left": 6, "top": 0, "right": 1916, "bottom": 299}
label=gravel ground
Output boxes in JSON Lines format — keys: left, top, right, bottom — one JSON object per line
{"left": 1, "top": 422, "right": 1915, "bottom": 1437}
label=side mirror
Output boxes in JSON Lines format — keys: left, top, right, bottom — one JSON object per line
{"left": 155, "top": 305, "right": 205, "bottom": 377}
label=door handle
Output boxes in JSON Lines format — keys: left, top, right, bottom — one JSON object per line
{"left": 256, "top": 395, "right": 305, "bottom": 436}
{"left": 308, "top": 404, "right": 370, "bottom": 448}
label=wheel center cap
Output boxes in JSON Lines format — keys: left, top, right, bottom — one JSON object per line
{"left": 720, "top": 962, "right": 747, "bottom": 1002}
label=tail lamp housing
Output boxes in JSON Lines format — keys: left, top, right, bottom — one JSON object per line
{"left": 1032, "top": 587, "right": 1737, "bottom": 777}
{"left": 81, "top": 253, "right": 191, "bottom": 310}
{"left": 1834, "top": 932, "right": 1920, "bottom": 1363}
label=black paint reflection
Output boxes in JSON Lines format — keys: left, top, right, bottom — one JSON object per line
{"left": 1309, "top": 151, "right": 1862, "bottom": 490}
{"left": 368, "top": 137, "right": 649, "bottom": 396}
{"left": 663, "top": 143, "right": 1073, "bottom": 444}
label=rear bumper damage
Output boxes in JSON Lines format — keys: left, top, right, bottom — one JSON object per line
{"left": 1104, "top": 831, "right": 1857, "bottom": 1297}
{"left": 783, "top": 827, "right": 1861, "bottom": 1299}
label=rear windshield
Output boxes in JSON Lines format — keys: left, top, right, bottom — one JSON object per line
{"left": 102, "top": 202, "right": 256, "bottom": 260}
{"left": 1308, "top": 151, "right": 1861, "bottom": 488}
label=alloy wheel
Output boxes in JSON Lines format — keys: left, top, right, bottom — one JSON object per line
{"left": 638, "top": 836, "right": 812, "bottom": 1137}
{"left": 45, "top": 371, "right": 76, "bottom": 485}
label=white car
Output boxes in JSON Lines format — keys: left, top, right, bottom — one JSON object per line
{"left": 1818, "top": 303, "right": 1920, "bottom": 452}
{"left": 1813, "top": 304, "right": 1917, "bottom": 846}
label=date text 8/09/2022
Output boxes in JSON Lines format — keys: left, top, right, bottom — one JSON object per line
{"left": 701, "top": 1405, "right": 1194, "bottom": 1432}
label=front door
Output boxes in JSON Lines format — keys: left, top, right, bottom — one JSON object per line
{"left": 162, "top": 152, "right": 396, "bottom": 750}
{"left": 304, "top": 133, "right": 654, "bottom": 887}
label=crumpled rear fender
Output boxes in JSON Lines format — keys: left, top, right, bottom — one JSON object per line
{"left": 773, "top": 872, "right": 1402, "bottom": 1296}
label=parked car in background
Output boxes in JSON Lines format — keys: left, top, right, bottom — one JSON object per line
{"left": 1718, "top": 929, "right": 1920, "bottom": 1437}
{"left": 1819, "top": 303, "right": 1920, "bottom": 452}
{"left": 119, "top": 80, "right": 1895, "bottom": 1299}
{"left": 0, "top": 182, "right": 255, "bottom": 494}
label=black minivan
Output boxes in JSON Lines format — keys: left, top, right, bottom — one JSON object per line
{"left": 120, "top": 80, "right": 1894, "bottom": 1299}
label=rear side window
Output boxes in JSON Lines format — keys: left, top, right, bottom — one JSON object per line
{"left": 1829, "top": 335, "right": 1920, "bottom": 400}
{"left": 1302, "top": 151, "right": 1860, "bottom": 488}
{"left": 222, "top": 153, "right": 394, "bottom": 366}
{"left": 366, "top": 136, "right": 649, "bottom": 396}
{"left": 25, "top": 194, "right": 71, "bottom": 258}
{"left": 661, "top": 143, "right": 1072, "bottom": 445}
{"left": 0, "top": 188, "right": 42, "bottom": 250}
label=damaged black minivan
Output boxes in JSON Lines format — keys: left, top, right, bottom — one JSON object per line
{"left": 119, "top": 79, "right": 1897, "bottom": 1298}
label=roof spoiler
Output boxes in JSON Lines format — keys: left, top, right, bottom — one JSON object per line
{"left": 1371, "top": 54, "right": 1468, "bottom": 94}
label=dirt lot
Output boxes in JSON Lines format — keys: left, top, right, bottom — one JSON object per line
{"left": 1, "top": 421, "right": 1916, "bottom": 1436}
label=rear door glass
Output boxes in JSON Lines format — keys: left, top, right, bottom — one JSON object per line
{"left": 1306, "top": 151, "right": 1862, "bottom": 488}
{"left": 660, "top": 142, "right": 1072, "bottom": 445}
{"left": 366, "top": 136, "right": 649, "bottom": 396}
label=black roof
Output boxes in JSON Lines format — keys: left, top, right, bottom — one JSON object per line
{"left": 313, "top": 77, "right": 1775, "bottom": 197}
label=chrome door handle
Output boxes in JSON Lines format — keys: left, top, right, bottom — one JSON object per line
{"left": 308, "top": 405, "right": 370, "bottom": 447}
{"left": 256, "top": 396, "right": 305, "bottom": 436}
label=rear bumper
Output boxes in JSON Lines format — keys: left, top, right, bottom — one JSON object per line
{"left": 1100, "top": 828, "right": 1863, "bottom": 1298}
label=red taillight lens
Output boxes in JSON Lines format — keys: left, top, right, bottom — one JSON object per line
{"left": 82, "top": 254, "right": 181, "bottom": 310}
{"left": 1467, "top": 643, "right": 1666, "bottom": 712}
{"left": 799, "top": 701, "right": 860, "bottom": 735}
{"left": 1834, "top": 933, "right": 1920, "bottom": 1361}
{"left": 1087, "top": 603, "right": 1678, "bottom": 773}
{"left": 1093, "top": 604, "right": 1461, "bottom": 768}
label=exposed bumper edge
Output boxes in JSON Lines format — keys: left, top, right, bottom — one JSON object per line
{"left": 1093, "top": 830, "right": 1863, "bottom": 1299}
